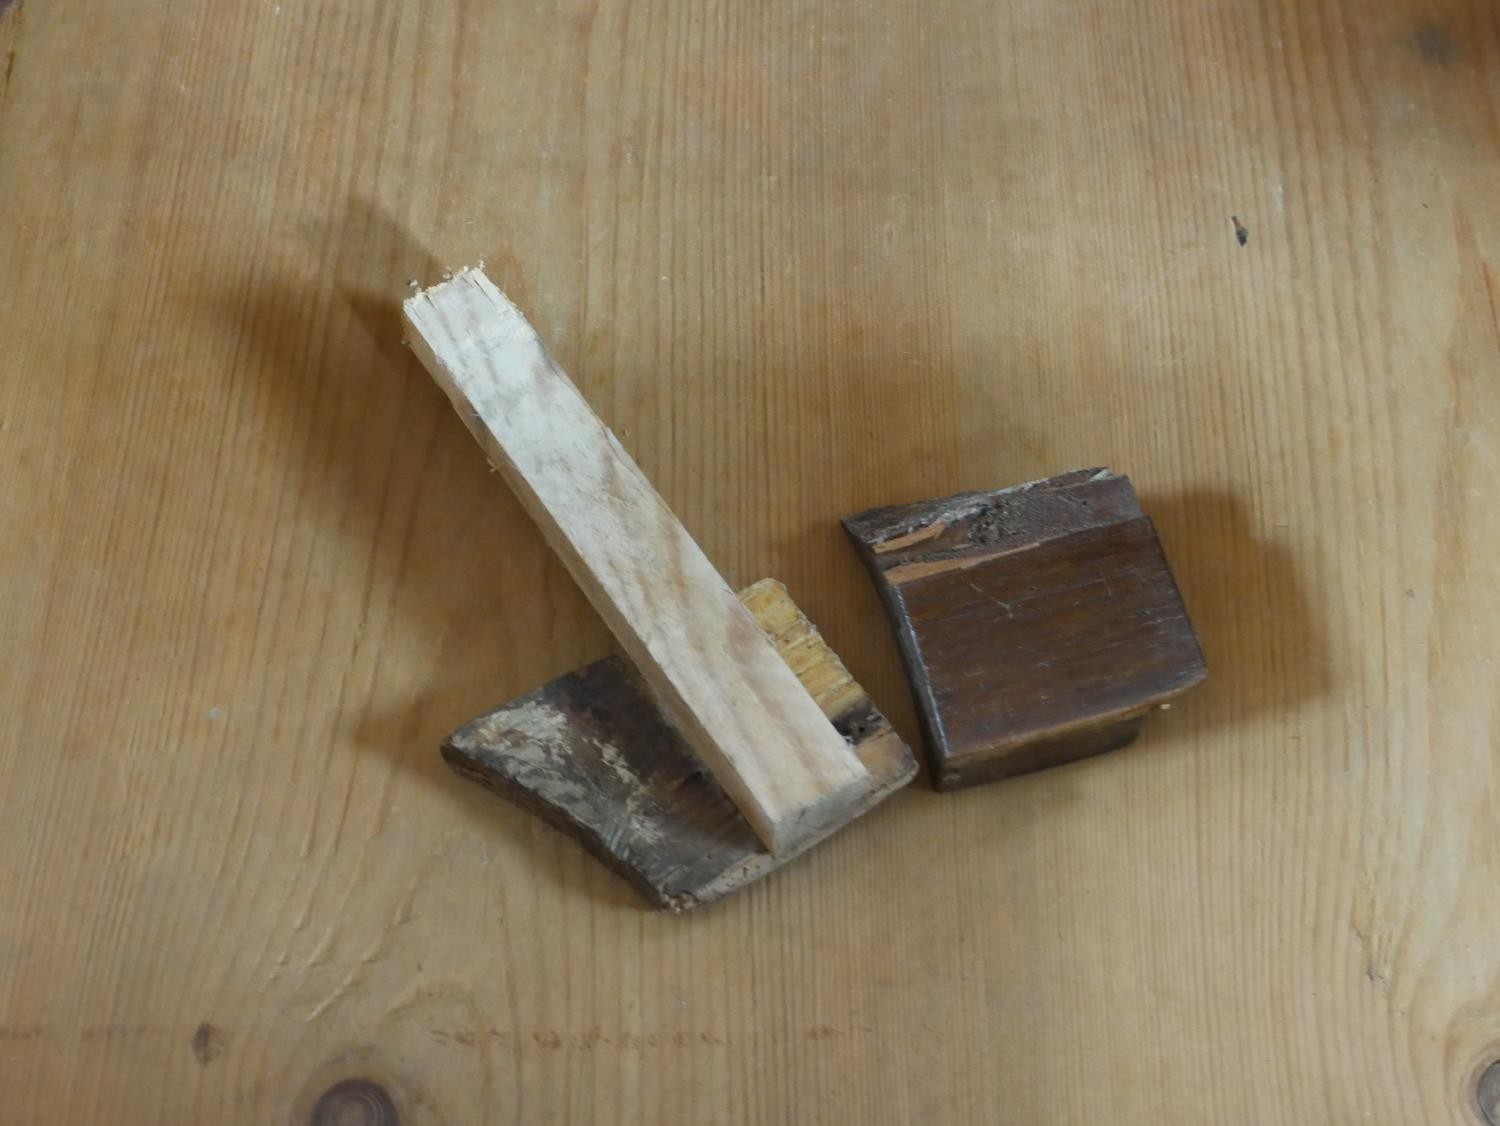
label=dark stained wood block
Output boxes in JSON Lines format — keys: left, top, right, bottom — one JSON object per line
{"left": 443, "top": 580, "right": 916, "bottom": 911}
{"left": 843, "top": 470, "right": 1206, "bottom": 790}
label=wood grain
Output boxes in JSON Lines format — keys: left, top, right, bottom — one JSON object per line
{"left": 1, "top": 0, "right": 1498, "bottom": 1122}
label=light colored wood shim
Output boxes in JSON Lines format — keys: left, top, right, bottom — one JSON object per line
{"left": 404, "top": 268, "right": 872, "bottom": 856}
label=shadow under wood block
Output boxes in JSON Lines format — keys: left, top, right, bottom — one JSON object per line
{"left": 444, "top": 580, "right": 916, "bottom": 911}
{"left": 843, "top": 469, "right": 1206, "bottom": 791}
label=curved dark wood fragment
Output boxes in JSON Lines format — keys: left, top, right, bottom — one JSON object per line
{"left": 443, "top": 579, "right": 915, "bottom": 911}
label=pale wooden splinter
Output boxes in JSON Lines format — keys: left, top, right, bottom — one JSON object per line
{"left": 404, "top": 268, "right": 875, "bottom": 856}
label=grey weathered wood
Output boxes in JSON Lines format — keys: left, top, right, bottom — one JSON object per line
{"left": 443, "top": 580, "right": 916, "bottom": 910}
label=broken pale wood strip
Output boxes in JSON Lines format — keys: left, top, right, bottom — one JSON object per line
{"left": 404, "top": 270, "right": 872, "bottom": 856}
{"left": 443, "top": 579, "right": 916, "bottom": 910}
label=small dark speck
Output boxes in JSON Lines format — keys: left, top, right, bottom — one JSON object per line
{"left": 0, "top": 0, "right": 17, "bottom": 17}
{"left": 1412, "top": 24, "right": 1455, "bottom": 67}
{"left": 1232, "top": 216, "right": 1249, "bottom": 247}
{"left": 190, "top": 1022, "right": 225, "bottom": 1065}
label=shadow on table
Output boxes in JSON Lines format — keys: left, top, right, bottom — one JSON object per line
{"left": 207, "top": 195, "right": 638, "bottom": 909}
{"left": 1142, "top": 488, "right": 1329, "bottom": 737}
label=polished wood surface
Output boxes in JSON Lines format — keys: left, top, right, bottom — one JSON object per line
{"left": 1, "top": 0, "right": 1497, "bottom": 1121}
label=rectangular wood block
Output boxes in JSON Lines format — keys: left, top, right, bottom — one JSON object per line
{"left": 404, "top": 269, "right": 874, "bottom": 855}
{"left": 844, "top": 470, "right": 1206, "bottom": 789}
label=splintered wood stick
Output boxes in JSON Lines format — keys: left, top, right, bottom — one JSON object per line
{"left": 404, "top": 268, "right": 873, "bottom": 856}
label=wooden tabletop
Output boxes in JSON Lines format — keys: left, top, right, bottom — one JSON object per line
{"left": 2, "top": 0, "right": 1497, "bottom": 1121}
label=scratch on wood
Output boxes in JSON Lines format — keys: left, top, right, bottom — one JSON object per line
{"left": 306, "top": 925, "right": 338, "bottom": 967}
{"left": 0, "top": 0, "right": 21, "bottom": 109}
{"left": 305, "top": 963, "right": 370, "bottom": 1023}
{"left": 1482, "top": 262, "right": 1499, "bottom": 341}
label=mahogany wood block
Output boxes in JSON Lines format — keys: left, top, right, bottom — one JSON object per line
{"left": 843, "top": 470, "right": 1206, "bottom": 791}
{"left": 443, "top": 580, "right": 916, "bottom": 911}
